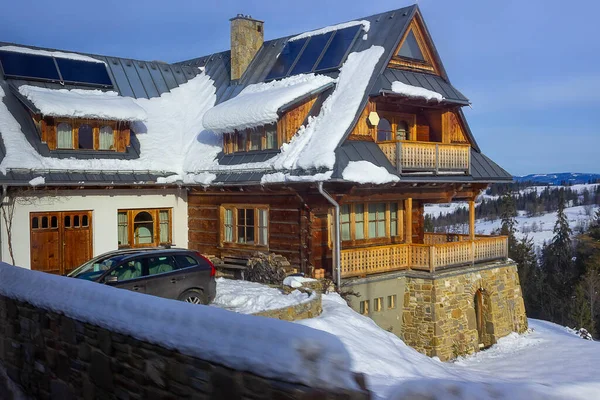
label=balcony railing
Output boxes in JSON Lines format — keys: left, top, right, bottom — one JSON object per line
{"left": 378, "top": 141, "right": 470, "bottom": 174}
{"left": 340, "top": 234, "right": 508, "bottom": 278}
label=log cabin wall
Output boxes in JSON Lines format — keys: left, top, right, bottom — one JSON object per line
{"left": 188, "top": 191, "right": 310, "bottom": 272}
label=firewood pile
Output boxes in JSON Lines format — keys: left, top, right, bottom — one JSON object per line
{"left": 245, "top": 252, "right": 293, "bottom": 285}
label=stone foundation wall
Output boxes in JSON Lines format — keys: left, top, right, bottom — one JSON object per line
{"left": 0, "top": 295, "right": 368, "bottom": 400}
{"left": 402, "top": 262, "right": 528, "bottom": 360}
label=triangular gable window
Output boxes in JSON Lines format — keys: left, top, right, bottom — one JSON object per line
{"left": 397, "top": 30, "right": 424, "bottom": 61}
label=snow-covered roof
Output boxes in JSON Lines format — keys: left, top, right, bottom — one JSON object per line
{"left": 18, "top": 86, "right": 147, "bottom": 122}
{"left": 202, "top": 74, "right": 335, "bottom": 133}
{"left": 342, "top": 161, "right": 399, "bottom": 184}
{"left": 391, "top": 81, "right": 444, "bottom": 102}
{"left": 0, "top": 45, "right": 105, "bottom": 63}
{"left": 289, "top": 20, "right": 370, "bottom": 42}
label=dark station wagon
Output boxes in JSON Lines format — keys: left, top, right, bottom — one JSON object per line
{"left": 68, "top": 249, "right": 216, "bottom": 304}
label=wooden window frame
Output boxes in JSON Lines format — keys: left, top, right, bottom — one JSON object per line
{"left": 360, "top": 300, "right": 369, "bottom": 315}
{"left": 224, "top": 125, "right": 279, "bottom": 154}
{"left": 374, "top": 113, "right": 417, "bottom": 143}
{"left": 219, "top": 204, "right": 269, "bottom": 249}
{"left": 44, "top": 118, "right": 122, "bottom": 152}
{"left": 117, "top": 208, "right": 173, "bottom": 248}
{"left": 374, "top": 297, "right": 383, "bottom": 312}
{"left": 388, "top": 295, "right": 397, "bottom": 310}
{"left": 338, "top": 201, "right": 404, "bottom": 248}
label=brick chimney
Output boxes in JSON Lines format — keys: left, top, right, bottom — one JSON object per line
{"left": 230, "top": 14, "right": 264, "bottom": 81}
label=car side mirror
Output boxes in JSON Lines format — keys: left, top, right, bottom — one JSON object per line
{"left": 105, "top": 275, "right": 118, "bottom": 284}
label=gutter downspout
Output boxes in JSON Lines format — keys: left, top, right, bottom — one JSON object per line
{"left": 317, "top": 182, "right": 341, "bottom": 289}
{"left": 0, "top": 185, "right": 6, "bottom": 262}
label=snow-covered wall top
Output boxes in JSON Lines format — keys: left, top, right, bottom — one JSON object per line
{"left": 0, "top": 45, "right": 105, "bottom": 64}
{"left": 202, "top": 74, "right": 335, "bottom": 134}
{"left": 19, "top": 86, "right": 147, "bottom": 122}
{"left": 0, "top": 263, "right": 358, "bottom": 390}
{"left": 391, "top": 81, "right": 444, "bottom": 102}
{"left": 289, "top": 20, "right": 370, "bottom": 42}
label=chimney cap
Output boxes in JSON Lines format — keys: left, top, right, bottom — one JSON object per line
{"left": 230, "top": 14, "right": 264, "bottom": 23}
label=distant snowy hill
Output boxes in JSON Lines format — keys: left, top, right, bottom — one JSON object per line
{"left": 514, "top": 172, "right": 600, "bottom": 185}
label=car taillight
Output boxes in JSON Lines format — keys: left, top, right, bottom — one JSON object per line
{"left": 196, "top": 252, "right": 216, "bottom": 277}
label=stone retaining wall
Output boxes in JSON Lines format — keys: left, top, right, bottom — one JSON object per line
{"left": 0, "top": 295, "right": 368, "bottom": 400}
{"left": 253, "top": 292, "right": 322, "bottom": 321}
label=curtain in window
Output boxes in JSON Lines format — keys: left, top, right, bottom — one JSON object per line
{"left": 396, "top": 121, "right": 408, "bottom": 141}
{"left": 265, "top": 124, "right": 277, "bottom": 149}
{"left": 134, "top": 211, "right": 153, "bottom": 244}
{"left": 117, "top": 212, "right": 128, "bottom": 246}
{"left": 57, "top": 122, "right": 73, "bottom": 149}
{"left": 258, "top": 209, "right": 268, "bottom": 245}
{"left": 224, "top": 209, "right": 233, "bottom": 242}
{"left": 340, "top": 204, "right": 351, "bottom": 241}
{"left": 159, "top": 210, "right": 170, "bottom": 243}
{"left": 99, "top": 125, "right": 113, "bottom": 150}
{"left": 249, "top": 128, "right": 262, "bottom": 151}
{"left": 377, "top": 118, "right": 393, "bottom": 142}
{"left": 355, "top": 204, "right": 364, "bottom": 239}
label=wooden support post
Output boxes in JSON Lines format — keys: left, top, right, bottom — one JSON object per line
{"left": 469, "top": 198, "right": 475, "bottom": 241}
{"left": 405, "top": 198, "right": 413, "bottom": 244}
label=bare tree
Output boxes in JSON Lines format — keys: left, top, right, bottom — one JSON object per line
{"left": 1, "top": 193, "right": 16, "bottom": 265}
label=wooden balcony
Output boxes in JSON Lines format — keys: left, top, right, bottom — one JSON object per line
{"left": 340, "top": 233, "right": 508, "bottom": 278}
{"left": 378, "top": 141, "right": 470, "bottom": 173}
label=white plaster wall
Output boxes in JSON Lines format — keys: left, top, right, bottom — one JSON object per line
{"left": 1, "top": 188, "right": 188, "bottom": 269}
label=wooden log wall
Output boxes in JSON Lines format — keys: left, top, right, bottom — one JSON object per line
{"left": 278, "top": 95, "right": 318, "bottom": 144}
{"left": 188, "top": 192, "right": 309, "bottom": 271}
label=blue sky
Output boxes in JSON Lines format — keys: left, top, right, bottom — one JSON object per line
{"left": 1, "top": 0, "right": 598, "bottom": 175}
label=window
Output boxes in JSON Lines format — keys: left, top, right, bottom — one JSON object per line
{"left": 373, "top": 114, "right": 415, "bottom": 143}
{"left": 340, "top": 202, "right": 403, "bottom": 242}
{"left": 99, "top": 125, "right": 113, "bottom": 150}
{"left": 110, "top": 260, "right": 143, "bottom": 281}
{"left": 377, "top": 118, "right": 393, "bottom": 142}
{"left": 78, "top": 124, "right": 94, "bottom": 149}
{"left": 368, "top": 203, "right": 386, "bottom": 239}
{"left": 57, "top": 122, "right": 73, "bottom": 149}
{"left": 374, "top": 297, "right": 383, "bottom": 312}
{"left": 397, "top": 30, "right": 425, "bottom": 61}
{"left": 174, "top": 255, "right": 198, "bottom": 269}
{"left": 118, "top": 209, "right": 172, "bottom": 248}
{"left": 147, "top": 255, "right": 178, "bottom": 276}
{"left": 221, "top": 205, "right": 269, "bottom": 247}
{"left": 265, "top": 124, "right": 277, "bottom": 150}
{"left": 388, "top": 295, "right": 397, "bottom": 309}
{"left": 226, "top": 125, "right": 279, "bottom": 154}
{"left": 360, "top": 300, "right": 369, "bottom": 315}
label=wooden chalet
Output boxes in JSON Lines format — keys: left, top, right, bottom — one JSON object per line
{"left": 0, "top": 5, "right": 526, "bottom": 359}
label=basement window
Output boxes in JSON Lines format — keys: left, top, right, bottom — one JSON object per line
{"left": 374, "top": 297, "right": 383, "bottom": 312}
{"left": 388, "top": 295, "right": 397, "bottom": 310}
{"left": 360, "top": 300, "right": 369, "bottom": 315}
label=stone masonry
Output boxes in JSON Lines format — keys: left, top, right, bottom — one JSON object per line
{"left": 402, "top": 261, "right": 528, "bottom": 360}
{"left": 0, "top": 294, "right": 368, "bottom": 400}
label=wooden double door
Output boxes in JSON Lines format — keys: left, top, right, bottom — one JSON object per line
{"left": 30, "top": 211, "right": 93, "bottom": 275}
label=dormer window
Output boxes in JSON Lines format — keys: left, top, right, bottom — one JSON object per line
{"left": 224, "top": 123, "right": 279, "bottom": 154}
{"left": 41, "top": 118, "right": 130, "bottom": 152}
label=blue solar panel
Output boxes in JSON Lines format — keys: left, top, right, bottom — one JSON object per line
{"left": 0, "top": 51, "right": 60, "bottom": 81}
{"left": 56, "top": 58, "right": 112, "bottom": 86}
{"left": 290, "top": 32, "right": 334, "bottom": 75}
{"left": 265, "top": 37, "right": 308, "bottom": 81}
{"left": 315, "top": 25, "right": 361, "bottom": 72}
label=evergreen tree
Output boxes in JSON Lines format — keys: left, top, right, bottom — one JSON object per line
{"left": 513, "top": 236, "right": 540, "bottom": 316}
{"left": 570, "top": 283, "right": 594, "bottom": 335}
{"left": 500, "top": 193, "right": 518, "bottom": 258}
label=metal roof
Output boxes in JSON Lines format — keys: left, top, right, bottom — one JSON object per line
{"left": 0, "top": 170, "right": 175, "bottom": 185}
{"left": 373, "top": 68, "right": 470, "bottom": 105}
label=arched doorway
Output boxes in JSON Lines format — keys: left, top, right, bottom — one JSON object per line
{"left": 474, "top": 289, "right": 484, "bottom": 346}
{"left": 474, "top": 288, "right": 495, "bottom": 349}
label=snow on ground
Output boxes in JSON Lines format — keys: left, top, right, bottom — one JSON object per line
{"left": 211, "top": 278, "right": 314, "bottom": 314}
{"left": 202, "top": 74, "right": 334, "bottom": 133}
{"left": 342, "top": 161, "right": 400, "bottom": 184}
{"left": 425, "top": 202, "right": 468, "bottom": 218}
{"left": 19, "top": 86, "right": 147, "bottom": 121}
{"left": 298, "top": 293, "right": 600, "bottom": 399}
{"left": 391, "top": 81, "right": 444, "bottom": 102}
{"left": 0, "top": 45, "right": 105, "bottom": 63}
{"left": 283, "top": 275, "right": 318, "bottom": 288}
{"left": 0, "top": 263, "right": 357, "bottom": 390}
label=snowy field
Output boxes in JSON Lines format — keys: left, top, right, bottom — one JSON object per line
{"left": 299, "top": 294, "right": 600, "bottom": 399}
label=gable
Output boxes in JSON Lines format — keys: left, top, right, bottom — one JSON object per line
{"left": 388, "top": 13, "right": 440, "bottom": 75}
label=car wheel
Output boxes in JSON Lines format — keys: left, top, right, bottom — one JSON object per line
{"left": 178, "top": 289, "right": 207, "bottom": 305}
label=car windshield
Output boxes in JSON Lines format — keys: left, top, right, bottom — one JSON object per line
{"left": 68, "top": 254, "right": 128, "bottom": 281}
